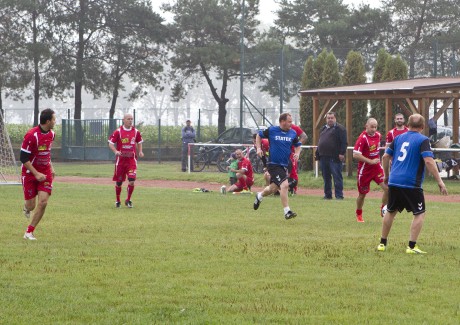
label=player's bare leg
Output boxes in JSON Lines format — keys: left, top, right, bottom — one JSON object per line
{"left": 280, "top": 180, "right": 296, "bottom": 219}
{"left": 409, "top": 212, "right": 426, "bottom": 242}
{"left": 24, "top": 191, "right": 50, "bottom": 240}
{"left": 379, "top": 182, "right": 389, "bottom": 217}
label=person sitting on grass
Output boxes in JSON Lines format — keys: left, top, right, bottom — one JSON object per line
{"left": 227, "top": 149, "right": 254, "bottom": 194}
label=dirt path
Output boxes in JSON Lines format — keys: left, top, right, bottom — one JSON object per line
{"left": 56, "top": 176, "right": 458, "bottom": 203}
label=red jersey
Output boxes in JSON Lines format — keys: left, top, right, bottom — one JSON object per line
{"left": 386, "top": 126, "right": 408, "bottom": 144}
{"left": 108, "top": 126, "right": 143, "bottom": 159}
{"left": 261, "top": 138, "right": 269, "bottom": 156}
{"left": 353, "top": 130, "right": 382, "bottom": 171}
{"left": 21, "top": 126, "right": 55, "bottom": 175}
{"left": 238, "top": 156, "right": 254, "bottom": 182}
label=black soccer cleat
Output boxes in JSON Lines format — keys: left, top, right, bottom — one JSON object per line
{"left": 284, "top": 210, "right": 297, "bottom": 220}
{"left": 253, "top": 194, "right": 261, "bottom": 210}
{"left": 115, "top": 201, "right": 121, "bottom": 208}
{"left": 125, "top": 200, "right": 133, "bottom": 208}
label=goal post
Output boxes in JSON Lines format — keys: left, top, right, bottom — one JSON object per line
{"left": 0, "top": 110, "right": 21, "bottom": 185}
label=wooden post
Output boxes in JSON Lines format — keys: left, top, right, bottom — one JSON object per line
{"left": 346, "top": 99, "right": 353, "bottom": 177}
{"left": 312, "top": 98, "right": 320, "bottom": 167}
{"left": 453, "top": 93, "right": 459, "bottom": 176}
{"left": 385, "top": 98, "right": 392, "bottom": 135}
{"left": 419, "top": 98, "right": 429, "bottom": 136}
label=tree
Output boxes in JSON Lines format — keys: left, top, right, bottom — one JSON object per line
{"left": 299, "top": 55, "right": 314, "bottom": 169}
{"left": 342, "top": 50, "right": 367, "bottom": 140}
{"left": 103, "top": 0, "right": 169, "bottom": 119}
{"left": 370, "top": 48, "right": 391, "bottom": 131}
{"left": 163, "top": 0, "right": 260, "bottom": 135}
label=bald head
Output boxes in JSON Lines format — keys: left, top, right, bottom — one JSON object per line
{"left": 365, "top": 118, "right": 378, "bottom": 136}
{"left": 408, "top": 114, "right": 425, "bottom": 130}
{"left": 123, "top": 113, "right": 134, "bottom": 129}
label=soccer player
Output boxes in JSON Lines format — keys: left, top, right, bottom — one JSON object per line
{"left": 288, "top": 124, "right": 308, "bottom": 195}
{"left": 20, "top": 108, "right": 56, "bottom": 240}
{"left": 253, "top": 112, "right": 302, "bottom": 219}
{"left": 378, "top": 114, "right": 447, "bottom": 254}
{"left": 227, "top": 149, "right": 254, "bottom": 193}
{"left": 108, "top": 113, "right": 144, "bottom": 208}
{"left": 385, "top": 113, "right": 408, "bottom": 148}
{"left": 353, "top": 118, "right": 388, "bottom": 222}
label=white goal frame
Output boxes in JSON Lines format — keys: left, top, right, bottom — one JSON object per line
{"left": 0, "top": 110, "right": 21, "bottom": 185}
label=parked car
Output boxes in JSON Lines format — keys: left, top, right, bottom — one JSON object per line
{"left": 213, "top": 127, "right": 258, "bottom": 144}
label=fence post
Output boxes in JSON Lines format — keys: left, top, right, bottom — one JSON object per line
{"left": 197, "top": 109, "right": 201, "bottom": 142}
{"left": 133, "top": 109, "right": 136, "bottom": 127}
{"left": 158, "top": 119, "right": 161, "bottom": 164}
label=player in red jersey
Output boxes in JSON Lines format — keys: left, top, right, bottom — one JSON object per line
{"left": 252, "top": 133, "right": 270, "bottom": 186}
{"left": 353, "top": 118, "right": 388, "bottom": 223}
{"left": 108, "top": 113, "right": 144, "bottom": 208}
{"left": 385, "top": 113, "right": 408, "bottom": 148}
{"left": 20, "top": 108, "right": 56, "bottom": 240}
{"left": 289, "top": 124, "right": 308, "bottom": 195}
{"left": 227, "top": 149, "right": 254, "bottom": 193}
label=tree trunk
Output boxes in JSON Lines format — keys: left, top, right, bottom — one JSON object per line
{"left": 109, "top": 78, "right": 119, "bottom": 119}
{"left": 33, "top": 7, "right": 40, "bottom": 126}
{"left": 74, "top": 0, "right": 86, "bottom": 146}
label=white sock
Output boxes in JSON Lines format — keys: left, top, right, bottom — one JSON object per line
{"left": 257, "top": 192, "right": 264, "bottom": 201}
{"left": 284, "top": 207, "right": 290, "bottom": 214}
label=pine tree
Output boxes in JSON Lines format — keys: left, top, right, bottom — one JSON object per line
{"left": 343, "top": 51, "right": 367, "bottom": 140}
{"left": 299, "top": 56, "right": 315, "bottom": 169}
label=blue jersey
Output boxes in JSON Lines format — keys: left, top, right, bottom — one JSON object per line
{"left": 385, "top": 131, "right": 433, "bottom": 189}
{"left": 259, "top": 126, "right": 301, "bottom": 167}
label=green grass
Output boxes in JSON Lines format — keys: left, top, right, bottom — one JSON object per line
{"left": 54, "top": 161, "right": 460, "bottom": 194}
{"left": 1, "top": 178, "right": 459, "bottom": 324}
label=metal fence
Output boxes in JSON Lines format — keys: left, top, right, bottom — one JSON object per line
{"left": 61, "top": 119, "right": 121, "bottom": 160}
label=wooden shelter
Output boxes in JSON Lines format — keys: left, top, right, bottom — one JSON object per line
{"left": 299, "top": 77, "right": 460, "bottom": 175}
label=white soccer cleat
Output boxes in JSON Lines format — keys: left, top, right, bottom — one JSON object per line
{"left": 23, "top": 232, "right": 37, "bottom": 240}
{"left": 23, "top": 206, "right": 31, "bottom": 219}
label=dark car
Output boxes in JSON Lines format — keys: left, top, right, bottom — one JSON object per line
{"left": 214, "top": 127, "right": 258, "bottom": 144}
{"left": 193, "top": 127, "right": 258, "bottom": 172}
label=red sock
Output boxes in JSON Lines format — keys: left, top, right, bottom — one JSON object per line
{"left": 356, "top": 209, "right": 363, "bottom": 216}
{"left": 115, "top": 186, "right": 122, "bottom": 202}
{"left": 27, "top": 225, "right": 35, "bottom": 233}
{"left": 127, "top": 185, "right": 135, "bottom": 201}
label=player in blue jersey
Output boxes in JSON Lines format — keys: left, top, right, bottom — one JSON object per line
{"left": 253, "top": 113, "right": 302, "bottom": 219}
{"left": 377, "top": 114, "right": 447, "bottom": 254}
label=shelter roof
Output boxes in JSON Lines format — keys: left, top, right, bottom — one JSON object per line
{"left": 299, "top": 77, "right": 460, "bottom": 97}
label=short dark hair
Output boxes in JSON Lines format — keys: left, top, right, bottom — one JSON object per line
{"left": 279, "top": 112, "right": 291, "bottom": 123}
{"left": 327, "top": 112, "right": 337, "bottom": 117}
{"left": 40, "top": 108, "right": 55, "bottom": 125}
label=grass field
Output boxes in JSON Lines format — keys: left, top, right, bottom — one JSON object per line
{"left": 1, "top": 163, "right": 459, "bottom": 324}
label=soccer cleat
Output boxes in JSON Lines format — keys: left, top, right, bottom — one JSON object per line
{"left": 125, "top": 200, "right": 133, "bottom": 208}
{"left": 23, "top": 206, "right": 31, "bottom": 219}
{"left": 284, "top": 210, "right": 297, "bottom": 220}
{"left": 253, "top": 194, "right": 261, "bottom": 210}
{"left": 406, "top": 246, "right": 427, "bottom": 254}
{"left": 240, "top": 190, "right": 252, "bottom": 195}
{"left": 115, "top": 201, "right": 121, "bottom": 208}
{"left": 356, "top": 214, "right": 364, "bottom": 223}
{"left": 377, "top": 243, "right": 386, "bottom": 252}
{"left": 23, "top": 232, "right": 37, "bottom": 240}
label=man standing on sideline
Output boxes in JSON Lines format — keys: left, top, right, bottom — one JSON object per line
{"left": 181, "top": 118, "right": 196, "bottom": 172}
{"left": 227, "top": 149, "right": 254, "bottom": 193}
{"left": 316, "top": 112, "right": 347, "bottom": 200}
{"left": 385, "top": 113, "right": 408, "bottom": 148}
{"left": 108, "top": 113, "right": 144, "bottom": 208}
{"left": 353, "top": 118, "right": 388, "bottom": 222}
{"left": 253, "top": 113, "right": 302, "bottom": 219}
{"left": 21, "top": 108, "right": 56, "bottom": 240}
{"left": 288, "top": 124, "right": 308, "bottom": 195}
{"left": 378, "top": 114, "right": 447, "bottom": 254}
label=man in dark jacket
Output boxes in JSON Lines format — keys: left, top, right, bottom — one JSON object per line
{"left": 181, "top": 118, "right": 196, "bottom": 172}
{"left": 317, "top": 112, "right": 347, "bottom": 199}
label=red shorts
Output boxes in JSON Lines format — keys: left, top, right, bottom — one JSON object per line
{"left": 234, "top": 176, "right": 254, "bottom": 191}
{"left": 113, "top": 159, "right": 137, "bottom": 182}
{"left": 22, "top": 172, "right": 53, "bottom": 200}
{"left": 357, "top": 165, "right": 384, "bottom": 194}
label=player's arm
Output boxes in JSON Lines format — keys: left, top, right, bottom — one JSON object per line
{"left": 20, "top": 151, "right": 46, "bottom": 182}
{"left": 382, "top": 152, "right": 392, "bottom": 184}
{"left": 108, "top": 142, "right": 121, "bottom": 156}
{"left": 424, "top": 157, "right": 448, "bottom": 195}
{"left": 255, "top": 134, "right": 263, "bottom": 158}
{"left": 137, "top": 142, "right": 144, "bottom": 158}
{"left": 353, "top": 151, "right": 380, "bottom": 165}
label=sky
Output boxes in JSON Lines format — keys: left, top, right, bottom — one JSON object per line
{"left": 152, "top": 0, "right": 381, "bottom": 24}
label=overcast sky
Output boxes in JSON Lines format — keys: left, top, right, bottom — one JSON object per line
{"left": 152, "top": 0, "right": 381, "bottom": 24}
